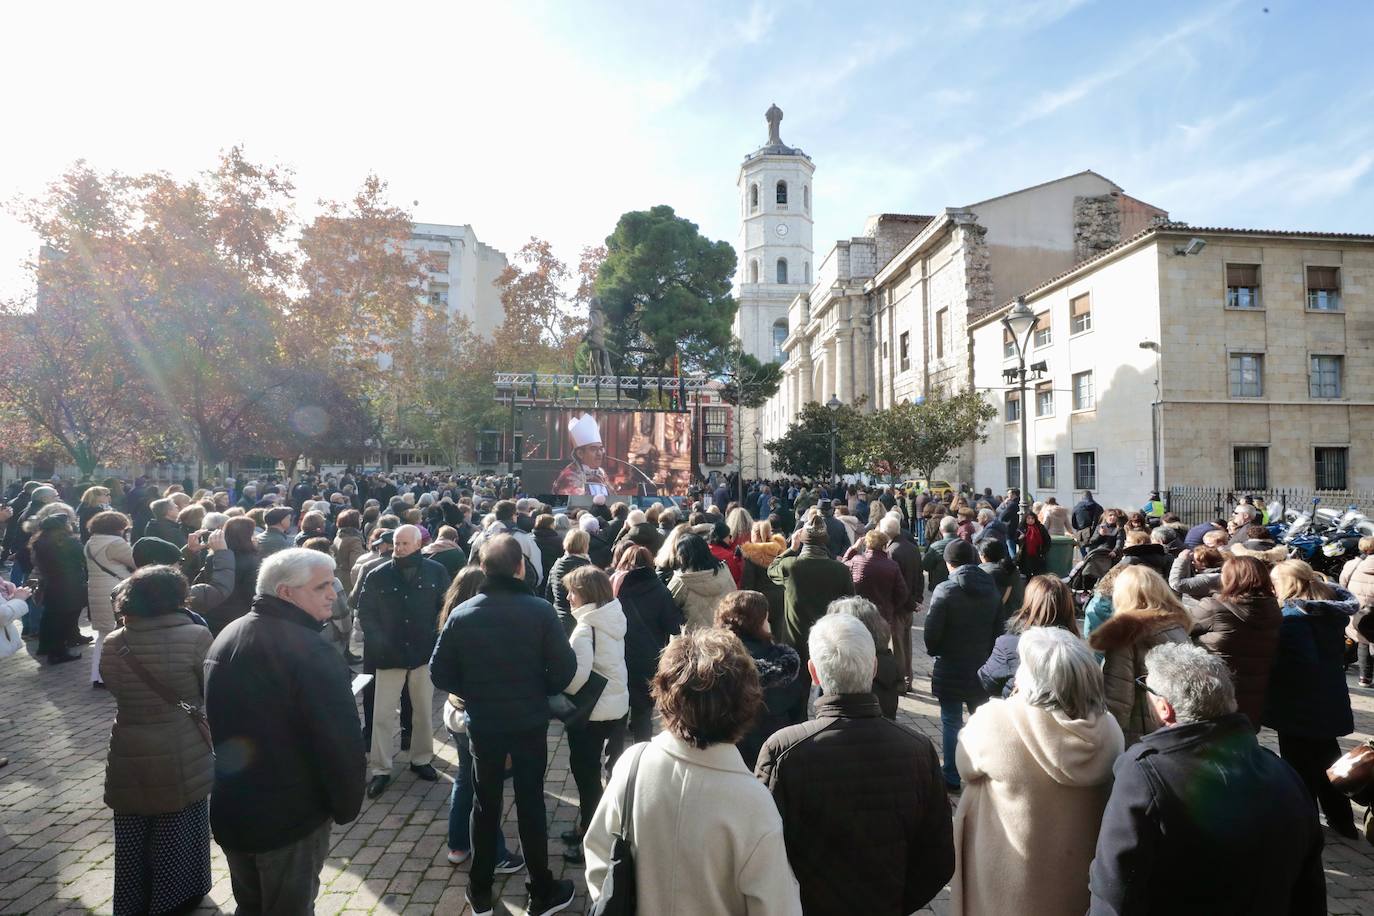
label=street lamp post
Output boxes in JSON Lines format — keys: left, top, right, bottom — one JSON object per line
{"left": 826, "top": 394, "right": 842, "bottom": 488}
{"left": 1139, "top": 341, "right": 1162, "bottom": 496}
{"left": 1001, "top": 298, "right": 1038, "bottom": 524}
{"left": 753, "top": 425, "right": 762, "bottom": 480}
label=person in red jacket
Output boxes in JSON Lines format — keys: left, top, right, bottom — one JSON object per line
{"left": 708, "top": 521, "right": 744, "bottom": 587}
{"left": 843, "top": 530, "right": 910, "bottom": 637}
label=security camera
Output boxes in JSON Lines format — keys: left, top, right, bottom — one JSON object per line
{"left": 1174, "top": 237, "right": 1206, "bottom": 256}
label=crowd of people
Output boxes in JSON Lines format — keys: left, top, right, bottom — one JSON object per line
{"left": 1, "top": 468, "right": 1371, "bottom": 915}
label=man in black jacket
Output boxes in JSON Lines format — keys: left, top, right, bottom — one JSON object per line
{"left": 816, "top": 499, "right": 851, "bottom": 554}
{"left": 1089, "top": 642, "right": 1325, "bottom": 915}
{"left": 924, "top": 538, "right": 999, "bottom": 791}
{"left": 357, "top": 524, "right": 449, "bottom": 799}
{"left": 757, "top": 613, "right": 954, "bottom": 916}
{"left": 880, "top": 515, "right": 923, "bottom": 692}
{"left": 430, "top": 534, "right": 578, "bottom": 916}
{"left": 205, "top": 548, "right": 365, "bottom": 915}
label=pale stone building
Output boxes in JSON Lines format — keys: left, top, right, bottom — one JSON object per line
{"left": 405, "top": 222, "right": 509, "bottom": 338}
{"left": 763, "top": 170, "right": 1165, "bottom": 484}
{"left": 970, "top": 224, "right": 1374, "bottom": 511}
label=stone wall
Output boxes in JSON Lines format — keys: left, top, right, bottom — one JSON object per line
{"left": 1073, "top": 193, "right": 1124, "bottom": 264}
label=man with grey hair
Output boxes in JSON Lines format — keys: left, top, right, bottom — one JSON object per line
{"left": 880, "top": 514, "right": 922, "bottom": 693}
{"left": 922, "top": 515, "right": 960, "bottom": 590}
{"left": 756, "top": 613, "right": 954, "bottom": 916}
{"left": 1088, "top": 642, "right": 1325, "bottom": 915}
{"left": 205, "top": 548, "right": 365, "bottom": 915}
{"left": 358, "top": 524, "right": 449, "bottom": 798}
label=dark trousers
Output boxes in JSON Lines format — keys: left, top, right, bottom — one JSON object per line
{"left": 360, "top": 660, "right": 412, "bottom": 747}
{"left": 603, "top": 704, "right": 650, "bottom": 779}
{"left": 1277, "top": 733, "right": 1355, "bottom": 832}
{"left": 1358, "top": 642, "right": 1373, "bottom": 682}
{"left": 224, "top": 819, "right": 332, "bottom": 916}
{"left": 567, "top": 717, "right": 626, "bottom": 836}
{"left": 37, "top": 599, "right": 81, "bottom": 655}
{"left": 469, "top": 726, "right": 552, "bottom": 899}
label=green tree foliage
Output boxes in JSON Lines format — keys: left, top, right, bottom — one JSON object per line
{"left": 716, "top": 343, "right": 783, "bottom": 409}
{"left": 763, "top": 397, "right": 867, "bottom": 479}
{"left": 594, "top": 205, "right": 737, "bottom": 375}
{"left": 848, "top": 389, "right": 997, "bottom": 481}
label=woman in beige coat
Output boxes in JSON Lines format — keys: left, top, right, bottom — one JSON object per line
{"left": 583, "top": 627, "right": 801, "bottom": 915}
{"left": 1338, "top": 536, "right": 1374, "bottom": 687}
{"left": 101, "top": 565, "right": 214, "bottom": 916}
{"left": 952, "top": 627, "right": 1124, "bottom": 916}
{"left": 84, "top": 511, "right": 136, "bottom": 689}
{"left": 1087, "top": 566, "right": 1191, "bottom": 745}
{"left": 667, "top": 533, "right": 738, "bottom": 629}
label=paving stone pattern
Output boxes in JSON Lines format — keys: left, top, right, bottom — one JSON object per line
{"left": 2, "top": 610, "right": 1372, "bottom": 915}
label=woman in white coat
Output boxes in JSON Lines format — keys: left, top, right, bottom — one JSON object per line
{"left": 84, "top": 511, "right": 136, "bottom": 688}
{"left": 584, "top": 627, "right": 802, "bottom": 916}
{"left": 560, "top": 564, "right": 629, "bottom": 864}
{"left": 951, "top": 626, "right": 1124, "bottom": 916}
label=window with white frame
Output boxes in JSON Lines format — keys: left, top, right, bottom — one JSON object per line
{"left": 1228, "top": 353, "right": 1263, "bottom": 398}
{"left": 1306, "top": 266, "right": 1341, "bottom": 311}
{"left": 1003, "top": 327, "right": 1015, "bottom": 359}
{"left": 1033, "top": 313, "right": 1052, "bottom": 348}
{"left": 1070, "top": 294, "right": 1092, "bottom": 334}
{"left": 1072, "top": 370, "right": 1095, "bottom": 410}
{"left": 1226, "top": 264, "right": 1261, "bottom": 309}
{"left": 1005, "top": 390, "right": 1021, "bottom": 422}
{"left": 1006, "top": 456, "right": 1021, "bottom": 489}
{"left": 1310, "top": 355, "right": 1343, "bottom": 398}
{"left": 1035, "top": 382, "right": 1054, "bottom": 417}
{"left": 899, "top": 332, "right": 910, "bottom": 371}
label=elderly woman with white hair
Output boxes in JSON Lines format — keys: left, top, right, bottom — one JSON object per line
{"left": 950, "top": 627, "right": 1124, "bottom": 916}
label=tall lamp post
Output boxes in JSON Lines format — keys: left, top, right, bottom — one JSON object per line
{"left": 826, "top": 394, "right": 842, "bottom": 488}
{"left": 1139, "top": 340, "right": 1162, "bottom": 496}
{"left": 1001, "top": 298, "right": 1038, "bottom": 523}
{"left": 753, "top": 425, "right": 762, "bottom": 481}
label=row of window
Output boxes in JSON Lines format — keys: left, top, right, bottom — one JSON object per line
{"left": 748, "top": 181, "right": 809, "bottom": 213}
{"left": 1005, "top": 451, "right": 1099, "bottom": 491}
{"left": 1228, "top": 353, "right": 1345, "bottom": 399}
{"left": 747, "top": 258, "right": 810, "bottom": 285}
{"left": 1005, "top": 371, "right": 1096, "bottom": 421}
{"left": 1226, "top": 264, "right": 1343, "bottom": 311}
{"left": 1005, "top": 446, "right": 1351, "bottom": 492}
{"left": 1003, "top": 293, "right": 1093, "bottom": 357}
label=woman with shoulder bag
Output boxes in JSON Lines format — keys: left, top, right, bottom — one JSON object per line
{"left": 559, "top": 565, "right": 629, "bottom": 866}
{"left": 85, "top": 511, "right": 136, "bottom": 688}
{"left": 101, "top": 565, "right": 214, "bottom": 915}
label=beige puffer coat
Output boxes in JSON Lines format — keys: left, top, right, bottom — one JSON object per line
{"left": 1087, "top": 607, "right": 1191, "bottom": 746}
{"left": 668, "top": 566, "right": 738, "bottom": 629}
{"left": 1339, "top": 554, "right": 1374, "bottom": 644}
{"left": 101, "top": 613, "right": 215, "bottom": 815}
{"left": 85, "top": 534, "right": 135, "bottom": 634}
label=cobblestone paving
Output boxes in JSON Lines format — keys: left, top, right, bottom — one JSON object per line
{"left": 2, "top": 609, "right": 1372, "bottom": 915}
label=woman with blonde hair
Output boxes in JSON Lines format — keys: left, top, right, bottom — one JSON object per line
{"left": 547, "top": 528, "right": 591, "bottom": 634}
{"left": 85, "top": 511, "right": 136, "bottom": 688}
{"left": 1087, "top": 566, "right": 1190, "bottom": 745}
{"left": 978, "top": 575, "right": 1079, "bottom": 699}
{"left": 740, "top": 519, "right": 788, "bottom": 639}
{"left": 78, "top": 486, "right": 112, "bottom": 542}
{"left": 1265, "top": 559, "right": 1360, "bottom": 838}
{"left": 725, "top": 506, "right": 753, "bottom": 549}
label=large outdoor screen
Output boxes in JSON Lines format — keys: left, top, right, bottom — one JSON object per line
{"left": 522, "top": 410, "right": 693, "bottom": 497}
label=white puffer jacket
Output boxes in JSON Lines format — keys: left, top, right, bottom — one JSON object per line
{"left": 0, "top": 594, "right": 28, "bottom": 658}
{"left": 566, "top": 598, "right": 630, "bottom": 723}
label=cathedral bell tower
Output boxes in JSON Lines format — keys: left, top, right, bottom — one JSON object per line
{"left": 734, "top": 104, "right": 815, "bottom": 364}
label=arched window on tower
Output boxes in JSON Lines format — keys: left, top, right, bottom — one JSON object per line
{"left": 772, "top": 318, "right": 788, "bottom": 363}
{"left": 776, "top": 258, "right": 788, "bottom": 284}
{"left": 776, "top": 180, "right": 788, "bottom": 207}
{"left": 804, "top": 261, "right": 811, "bottom": 284}
{"left": 803, "top": 185, "right": 810, "bottom": 211}
{"left": 750, "top": 184, "right": 759, "bottom": 213}
{"left": 749, "top": 259, "right": 759, "bottom": 284}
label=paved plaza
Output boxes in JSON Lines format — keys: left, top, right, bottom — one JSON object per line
{"left": 2, "top": 609, "right": 1372, "bottom": 915}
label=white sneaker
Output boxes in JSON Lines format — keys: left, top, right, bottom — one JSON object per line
{"left": 446, "top": 848, "right": 470, "bottom": 865}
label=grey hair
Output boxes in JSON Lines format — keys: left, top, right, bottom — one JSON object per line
{"left": 1014, "top": 627, "right": 1106, "bottom": 720}
{"left": 659, "top": 506, "right": 680, "bottom": 527}
{"left": 553, "top": 513, "right": 572, "bottom": 532}
{"left": 202, "top": 512, "right": 229, "bottom": 530}
{"left": 879, "top": 516, "right": 901, "bottom": 539}
{"left": 626, "top": 509, "right": 647, "bottom": 526}
{"left": 1144, "top": 642, "right": 1237, "bottom": 724}
{"left": 940, "top": 516, "right": 958, "bottom": 536}
{"left": 977, "top": 508, "right": 994, "bottom": 524}
{"left": 826, "top": 596, "right": 891, "bottom": 654}
{"left": 808, "top": 613, "right": 876, "bottom": 695}
{"left": 256, "top": 547, "right": 337, "bottom": 597}
{"left": 150, "top": 497, "right": 176, "bottom": 519}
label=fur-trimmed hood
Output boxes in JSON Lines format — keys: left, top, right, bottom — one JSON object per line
{"left": 739, "top": 535, "right": 787, "bottom": 568}
{"left": 1231, "top": 540, "right": 1287, "bottom": 564}
{"left": 1088, "top": 606, "right": 1192, "bottom": 654}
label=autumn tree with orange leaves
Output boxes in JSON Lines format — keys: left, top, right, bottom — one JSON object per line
{"left": 492, "top": 239, "right": 603, "bottom": 372}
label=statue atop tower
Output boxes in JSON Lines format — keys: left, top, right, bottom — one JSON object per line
{"left": 766, "top": 103, "right": 784, "bottom": 146}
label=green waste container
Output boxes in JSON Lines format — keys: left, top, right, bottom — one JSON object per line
{"left": 1047, "top": 535, "right": 1076, "bottom": 577}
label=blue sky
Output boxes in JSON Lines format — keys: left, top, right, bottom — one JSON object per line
{"left": 2, "top": 0, "right": 1371, "bottom": 297}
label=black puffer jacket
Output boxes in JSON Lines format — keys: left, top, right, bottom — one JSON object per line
{"left": 202, "top": 549, "right": 259, "bottom": 636}
{"left": 430, "top": 574, "right": 577, "bottom": 735}
{"left": 356, "top": 554, "right": 451, "bottom": 670}
{"left": 532, "top": 527, "right": 564, "bottom": 595}
{"left": 1118, "top": 543, "right": 1174, "bottom": 580}
{"left": 924, "top": 564, "right": 1000, "bottom": 702}
{"left": 204, "top": 595, "right": 365, "bottom": 853}
{"left": 756, "top": 693, "right": 954, "bottom": 916}
{"left": 735, "top": 635, "right": 805, "bottom": 769}
{"left": 613, "top": 565, "right": 682, "bottom": 651}
{"left": 547, "top": 553, "right": 590, "bottom": 634}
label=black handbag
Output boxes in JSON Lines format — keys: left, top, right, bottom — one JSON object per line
{"left": 591, "top": 742, "right": 647, "bottom": 915}
{"left": 549, "top": 628, "right": 608, "bottom": 730}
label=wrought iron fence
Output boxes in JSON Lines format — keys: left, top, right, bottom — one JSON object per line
{"left": 1167, "top": 485, "right": 1374, "bottom": 527}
